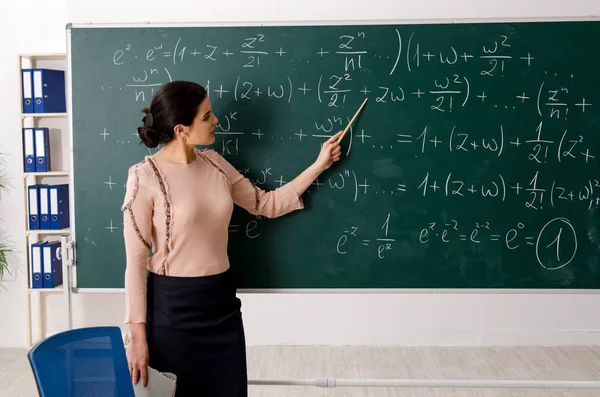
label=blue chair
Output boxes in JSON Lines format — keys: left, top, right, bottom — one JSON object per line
{"left": 27, "top": 326, "right": 135, "bottom": 397}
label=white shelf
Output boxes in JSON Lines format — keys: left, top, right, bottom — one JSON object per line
{"left": 28, "top": 285, "right": 63, "bottom": 294}
{"left": 24, "top": 171, "right": 70, "bottom": 178}
{"left": 18, "top": 53, "right": 67, "bottom": 60}
{"left": 21, "top": 113, "right": 68, "bottom": 119}
{"left": 17, "top": 52, "right": 72, "bottom": 347}
{"left": 26, "top": 228, "right": 71, "bottom": 236}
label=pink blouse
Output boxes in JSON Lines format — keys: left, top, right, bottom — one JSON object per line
{"left": 121, "top": 148, "right": 304, "bottom": 323}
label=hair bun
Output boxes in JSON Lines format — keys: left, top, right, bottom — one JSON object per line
{"left": 138, "top": 125, "right": 160, "bottom": 148}
{"left": 137, "top": 108, "right": 160, "bottom": 148}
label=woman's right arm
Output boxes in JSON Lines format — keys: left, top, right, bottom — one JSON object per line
{"left": 121, "top": 163, "right": 154, "bottom": 387}
{"left": 127, "top": 323, "right": 148, "bottom": 386}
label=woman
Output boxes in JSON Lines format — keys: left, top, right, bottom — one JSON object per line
{"left": 122, "top": 80, "right": 342, "bottom": 396}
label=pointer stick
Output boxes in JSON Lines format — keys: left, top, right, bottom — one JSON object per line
{"left": 337, "top": 97, "right": 368, "bottom": 144}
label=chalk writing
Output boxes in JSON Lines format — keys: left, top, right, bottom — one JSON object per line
{"left": 84, "top": 23, "right": 600, "bottom": 281}
{"left": 419, "top": 217, "right": 578, "bottom": 271}
{"left": 336, "top": 213, "right": 395, "bottom": 258}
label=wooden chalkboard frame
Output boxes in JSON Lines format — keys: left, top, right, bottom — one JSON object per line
{"left": 65, "top": 16, "right": 600, "bottom": 294}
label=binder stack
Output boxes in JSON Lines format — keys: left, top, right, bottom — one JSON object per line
{"left": 30, "top": 240, "right": 63, "bottom": 289}
{"left": 27, "top": 184, "right": 70, "bottom": 231}
{"left": 21, "top": 68, "right": 66, "bottom": 114}
{"left": 22, "top": 127, "right": 51, "bottom": 172}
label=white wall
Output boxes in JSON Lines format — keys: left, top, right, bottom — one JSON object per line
{"left": 0, "top": 0, "right": 69, "bottom": 348}
{"left": 2, "top": 0, "right": 600, "bottom": 348}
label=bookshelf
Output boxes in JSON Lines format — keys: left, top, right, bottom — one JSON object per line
{"left": 17, "top": 53, "right": 73, "bottom": 347}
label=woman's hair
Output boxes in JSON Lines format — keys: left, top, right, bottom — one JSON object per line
{"left": 137, "top": 80, "right": 208, "bottom": 148}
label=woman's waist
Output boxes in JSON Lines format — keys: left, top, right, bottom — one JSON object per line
{"left": 148, "top": 252, "right": 230, "bottom": 278}
{"left": 147, "top": 264, "right": 234, "bottom": 287}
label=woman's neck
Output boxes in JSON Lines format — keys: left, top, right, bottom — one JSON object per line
{"left": 152, "top": 141, "right": 196, "bottom": 165}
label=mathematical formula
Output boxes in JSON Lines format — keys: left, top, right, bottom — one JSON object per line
{"left": 418, "top": 217, "right": 578, "bottom": 270}
{"left": 109, "top": 31, "right": 539, "bottom": 77}
{"left": 105, "top": 28, "right": 593, "bottom": 120}
{"left": 336, "top": 214, "right": 395, "bottom": 259}
{"left": 412, "top": 171, "right": 600, "bottom": 210}
{"left": 105, "top": 70, "right": 594, "bottom": 121}
{"left": 333, "top": 215, "right": 579, "bottom": 271}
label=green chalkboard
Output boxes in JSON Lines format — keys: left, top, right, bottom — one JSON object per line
{"left": 68, "top": 20, "right": 600, "bottom": 290}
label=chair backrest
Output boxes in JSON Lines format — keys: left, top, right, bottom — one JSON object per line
{"left": 27, "top": 326, "right": 134, "bottom": 397}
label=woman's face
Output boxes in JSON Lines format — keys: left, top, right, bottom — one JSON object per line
{"left": 185, "top": 97, "right": 218, "bottom": 146}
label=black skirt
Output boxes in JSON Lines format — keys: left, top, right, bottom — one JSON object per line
{"left": 145, "top": 268, "right": 247, "bottom": 397}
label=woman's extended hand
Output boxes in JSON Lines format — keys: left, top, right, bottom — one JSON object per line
{"left": 289, "top": 130, "right": 345, "bottom": 197}
{"left": 314, "top": 130, "right": 343, "bottom": 171}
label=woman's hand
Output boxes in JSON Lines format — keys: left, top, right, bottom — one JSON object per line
{"left": 126, "top": 330, "right": 149, "bottom": 387}
{"left": 289, "top": 130, "right": 345, "bottom": 197}
{"left": 314, "top": 130, "right": 344, "bottom": 171}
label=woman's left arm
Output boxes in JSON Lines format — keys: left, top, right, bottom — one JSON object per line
{"left": 204, "top": 130, "right": 343, "bottom": 218}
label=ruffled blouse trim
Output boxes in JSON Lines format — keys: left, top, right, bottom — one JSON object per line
{"left": 120, "top": 162, "right": 151, "bottom": 251}
{"left": 145, "top": 155, "right": 174, "bottom": 275}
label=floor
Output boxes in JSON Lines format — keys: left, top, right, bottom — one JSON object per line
{"left": 2, "top": 346, "right": 600, "bottom": 396}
